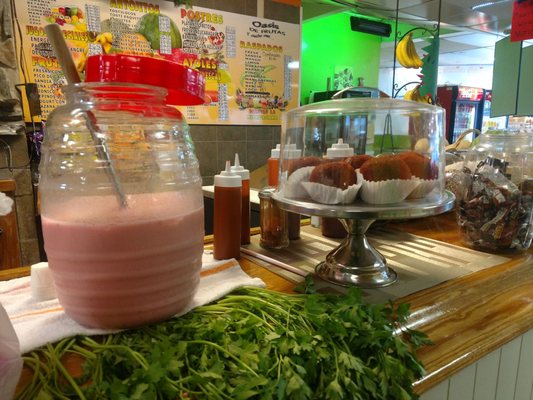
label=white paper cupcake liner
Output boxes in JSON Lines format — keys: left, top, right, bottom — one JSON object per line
{"left": 301, "top": 181, "right": 361, "bottom": 204}
{"left": 283, "top": 166, "right": 315, "bottom": 199}
{"left": 407, "top": 178, "right": 438, "bottom": 199}
{"left": 357, "top": 170, "right": 420, "bottom": 204}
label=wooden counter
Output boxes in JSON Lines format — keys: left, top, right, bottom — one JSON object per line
{"left": 2, "top": 213, "right": 533, "bottom": 398}
{"left": 388, "top": 214, "right": 533, "bottom": 395}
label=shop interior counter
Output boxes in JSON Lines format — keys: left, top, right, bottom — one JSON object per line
{"left": 2, "top": 212, "right": 533, "bottom": 399}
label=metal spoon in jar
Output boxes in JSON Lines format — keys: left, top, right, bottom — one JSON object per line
{"left": 44, "top": 23, "right": 128, "bottom": 208}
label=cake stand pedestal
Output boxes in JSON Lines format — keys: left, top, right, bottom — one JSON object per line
{"left": 272, "top": 191, "right": 455, "bottom": 288}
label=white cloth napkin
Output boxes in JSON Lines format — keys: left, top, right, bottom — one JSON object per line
{"left": 0, "top": 254, "right": 264, "bottom": 355}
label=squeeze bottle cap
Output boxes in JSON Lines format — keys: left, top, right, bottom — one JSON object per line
{"left": 214, "top": 160, "right": 242, "bottom": 187}
{"left": 230, "top": 153, "right": 250, "bottom": 180}
{"left": 271, "top": 144, "right": 281, "bottom": 159}
{"left": 285, "top": 143, "right": 302, "bottom": 159}
{"left": 326, "top": 138, "right": 354, "bottom": 158}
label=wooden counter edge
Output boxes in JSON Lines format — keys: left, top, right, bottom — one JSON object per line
{"left": 403, "top": 253, "right": 533, "bottom": 394}
{"left": 0, "top": 179, "right": 16, "bottom": 192}
{"left": 386, "top": 213, "right": 533, "bottom": 393}
{"left": 0, "top": 266, "right": 30, "bottom": 281}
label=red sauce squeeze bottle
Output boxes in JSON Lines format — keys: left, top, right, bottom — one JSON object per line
{"left": 231, "top": 153, "right": 250, "bottom": 245}
{"left": 267, "top": 144, "right": 280, "bottom": 187}
{"left": 213, "top": 160, "right": 242, "bottom": 260}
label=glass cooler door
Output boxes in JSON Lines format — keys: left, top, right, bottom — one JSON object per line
{"left": 452, "top": 101, "right": 478, "bottom": 142}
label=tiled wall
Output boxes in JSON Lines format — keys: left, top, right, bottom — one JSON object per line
{"left": 191, "top": 125, "right": 281, "bottom": 186}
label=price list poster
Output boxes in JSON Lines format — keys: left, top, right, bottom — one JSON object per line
{"left": 14, "top": 1, "right": 301, "bottom": 125}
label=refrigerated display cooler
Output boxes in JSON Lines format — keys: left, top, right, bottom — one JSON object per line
{"left": 437, "top": 85, "right": 484, "bottom": 143}
{"left": 480, "top": 90, "right": 508, "bottom": 133}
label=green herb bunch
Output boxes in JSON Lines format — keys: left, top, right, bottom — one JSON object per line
{"left": 18, "top": 286, "right": 429, "bottom": 400}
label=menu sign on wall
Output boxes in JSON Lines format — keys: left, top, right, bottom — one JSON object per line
{"left": 14, "top": 1, "right": 301, "bottom": 125}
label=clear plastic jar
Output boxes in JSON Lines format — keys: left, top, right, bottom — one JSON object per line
{"left": 259, "top": 187, "right": 289, "bottom": 249}
{"left": 40, "top": 82, "right": 204, "bottom": 328}
{"left": 457, "top": 130, "right": 533, "bottom": 252}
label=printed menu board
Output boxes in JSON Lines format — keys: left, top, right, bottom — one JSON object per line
{"left": 14, "top": 1, "right": 301, "bottom": 125}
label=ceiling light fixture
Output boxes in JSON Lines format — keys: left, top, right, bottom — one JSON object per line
{"left": 471, "top": 0, "right": 511, "bottom": 10}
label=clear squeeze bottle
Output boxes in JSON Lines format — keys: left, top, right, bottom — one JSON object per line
{"left": 322, "top": 139, "right": 354, "bottom": 238}
{"left": 214, "top": 161, "right": 242, "bottom": 260}
{"left": 231, "top": 153, "right": 250, "bottom": 245}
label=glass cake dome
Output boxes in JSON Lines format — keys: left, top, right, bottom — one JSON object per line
{"left": 272, "top": 98, "right": 454, "bottom": 288}
{"left": 276, "top": 98, "right": 446, "bottom": 205}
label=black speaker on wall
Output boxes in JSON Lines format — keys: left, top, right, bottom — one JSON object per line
{"left": 350, "top": 16, "right": 391, "bottom": 37}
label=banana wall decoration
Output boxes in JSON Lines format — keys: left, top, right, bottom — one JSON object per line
{"left": 395, "top": 32, "right": 423, "bottom": 69}
{"left": 395, "top": 31, "right": 435, "bottom": 104}
{"left": 403, "top": 84, "right": 432, "bottom": 104}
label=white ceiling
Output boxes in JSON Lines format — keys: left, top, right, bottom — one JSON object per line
{"left": 301, "top": 0, "right": 518, "bottom": 67}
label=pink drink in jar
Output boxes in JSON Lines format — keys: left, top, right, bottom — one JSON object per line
{"left": 42, "top": 190, "right": 204, "bottom": 328}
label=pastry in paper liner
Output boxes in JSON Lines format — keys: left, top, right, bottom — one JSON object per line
{"left": 282, "top": 166, "right": 315, "bottom": 199}
{"left": 407, "top": 178, "right": 438, "bottom": 199}
{"left": 301, "top": 181, "right": 361, "bottom": 204}
{"left": 357, "top": 170, "right": 420, "bottom": 204}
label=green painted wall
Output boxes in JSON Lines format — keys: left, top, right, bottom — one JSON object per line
{"left": 301, "top": 13, "right": 383, "bottom": 105}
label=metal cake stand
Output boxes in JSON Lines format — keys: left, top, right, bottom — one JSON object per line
{"left": 272, "top": 191, "right": 455, "bottom": 288}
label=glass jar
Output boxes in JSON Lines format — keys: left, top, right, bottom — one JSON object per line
{"left": 457, "top": 130, "right": 533, "bottom": 252}
{"left": 40, "top": 82, "right": 204, "bottom": 328}
{"left": 259, "top": 187, "right": 289, "bottom": 249}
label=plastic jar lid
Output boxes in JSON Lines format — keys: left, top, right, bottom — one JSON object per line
{"left": 85, "top": 54, "right": 206, "bottom": 106}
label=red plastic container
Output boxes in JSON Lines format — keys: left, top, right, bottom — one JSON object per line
{"left": 85, "top": 54, "right": 206, "bottom": 106}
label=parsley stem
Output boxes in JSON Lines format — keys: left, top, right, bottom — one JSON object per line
{"left": 205, "top": 381, "right": 233, "bottom": 399}
{"left": 46, "top": 342, "right": 86, "bottom": 400}
{"left": 83, "top": 339, "right": 149, "bottom": 369}
{"left": 217, "top": 295, "right": 291, "bottom": 316}
{"left": 70, "top": 344, "right": 97, "bottom": 360}
{"left": 186, "top": 339, "right": 259, "bottom": 377}
{"left": 198, "top": 304, "right": 277, "bottom": 331}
